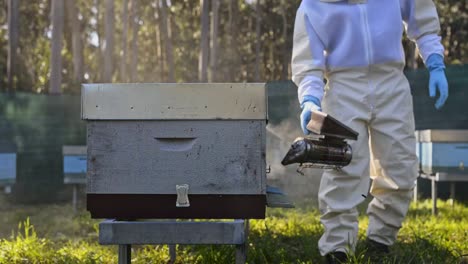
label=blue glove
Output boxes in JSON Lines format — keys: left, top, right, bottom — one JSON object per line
{"left": 300, "top": 95, "right": 321, "bottom": 135}
{"left": 426, "top": 54, "right": 449, "bottom": 110}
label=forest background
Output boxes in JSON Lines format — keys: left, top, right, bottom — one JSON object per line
{"left": 0, "top": 0, "right": 467, "bottom": 94}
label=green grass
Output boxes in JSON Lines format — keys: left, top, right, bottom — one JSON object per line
{"left": 0, "top": 196, "right": 467, "bottom": 263}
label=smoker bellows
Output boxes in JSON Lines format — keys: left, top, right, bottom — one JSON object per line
{"left": 82, "top": 83, "right": 267, "bottom": 219}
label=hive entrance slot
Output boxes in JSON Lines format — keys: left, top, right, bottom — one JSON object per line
{"left": 155, "top": 137, "right": 198, "bottom": 152}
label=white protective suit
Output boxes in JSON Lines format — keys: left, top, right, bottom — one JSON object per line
{"left": 291, "top": 0, "right": 444, "bottom": 256}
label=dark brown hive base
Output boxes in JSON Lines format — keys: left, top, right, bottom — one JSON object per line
{"left": 87, "top": 194, "right": 266, "bottom": 219}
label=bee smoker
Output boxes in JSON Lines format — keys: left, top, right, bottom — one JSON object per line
{"left": 281, "top": 110, "right": 359, "bottom": 170}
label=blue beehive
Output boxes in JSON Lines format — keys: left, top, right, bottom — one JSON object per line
{"left": 0, "top": 144, "right": 16, "bottom": 192}
{"left": 417, "top": 130, "right": 468, "bottom": 175}
{"left": 63, "top": 146, "right": 87, "bottom": 185}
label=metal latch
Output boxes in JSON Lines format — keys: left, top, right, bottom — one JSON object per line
{"left": 176, "top": 184, "right": 190, "bottom": 207}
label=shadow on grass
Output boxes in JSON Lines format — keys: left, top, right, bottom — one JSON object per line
{"left": 352, "top": 236, "right": 466, "bottom": 264}
{"left": 184, "top": 229, "right": 323, "bottom": 264}
{"left": 184, "top": 231, "right": 466, "bottom": 264}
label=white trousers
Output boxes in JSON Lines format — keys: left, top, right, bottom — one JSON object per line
{"left": 318, "top": 64, "right": 418, "bottom": 256}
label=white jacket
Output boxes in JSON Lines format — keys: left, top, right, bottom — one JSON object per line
{"left": 291, "top": 0, "right": 444, "bottom": 104}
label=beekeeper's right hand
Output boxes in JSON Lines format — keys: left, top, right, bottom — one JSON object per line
{"left": 300, "top": 95, "right": 322, "bottom": 135}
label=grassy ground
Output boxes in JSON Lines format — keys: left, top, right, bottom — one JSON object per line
{"left": 0, "top": 195, "right": 467, "bottom": 264}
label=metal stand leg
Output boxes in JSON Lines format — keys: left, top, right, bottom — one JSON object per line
{"left": 413, "top": 179, "right": 418, "bottom": 203}
{"left": 72, "top": 184, "right": 78, "bottom": 213}
{"left": 169, "top": 244, "right": 176, "bottom": 263}
{"left": 431, "top": 179, "right": 437, "bottom": 216}
{"left": 450, "top": 182, "right": 456, "bottom": 208}
{"left": 118, "top": 244, "right": 131, "bottom": 264}
{"left": 235, "top": 220, "right": 249, "bottom": 264}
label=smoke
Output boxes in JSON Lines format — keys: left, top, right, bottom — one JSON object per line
{"left": 266, "top": 118, "right": 323, "bottom": 207}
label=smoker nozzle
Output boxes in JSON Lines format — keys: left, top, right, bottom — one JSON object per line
{"left": 281, "top": 137, "right": 353, "bottom": 168}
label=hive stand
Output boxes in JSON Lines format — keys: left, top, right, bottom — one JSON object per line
{"left": 99, "top": 219, "right": 250, "bottom": 264}
{"left": 414, "top": 172, "right": 468, "bottom": 215}
{"left": 414, "top": 130, "right": 468, "bottom": 215}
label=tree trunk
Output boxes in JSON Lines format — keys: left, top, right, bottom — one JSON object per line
{"left": 120, "top": 0, "right": 128, "bottom": 82}
{"left": 209, "top": 0, "right": 219, "bottom": 82}
{"left": 7, "top": 0, "right": 19, "bottom": 92}
{"left": 67, "top": 0, "right": 84, "bottom": 83}
{"left": 96, "top": 0, "right": 102, "bottom": 79}
{"left": 254, "top": 0, "right": 262, "bottom": 82}
{"left": 50, "top": 0, "right": 64, "bottom": 94}
{"left": 281, "top": 4, "right": 288, "bottom": 80}
{"left": 130, "top": 0, "right": 139, "bottom": 82}
{"left": 228, "top": 0, "right": 239, "bottom": 81}
{"left": 103, "top": 0, "right": 114, "bottom": 82}
{"left": 156, "top": 0, "right": 166, "bottom": 81}
{"left": 153, "top": 1, "right": 162, "bottom": 81}
{"left": 160, "top": 0, "right": 174, "bottom": 82}
{"left": 199, "top": 0, "right": 210, "bottom": 82}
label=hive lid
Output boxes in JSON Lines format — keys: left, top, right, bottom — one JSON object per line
{"left": 417, "top": 129, "right": 468, "bottom": 142}
{"left": 62, "top": 145, "right": 87, "bottom": 155}
{"left": 81, "top": 83, "right": 267, "bottom": 120}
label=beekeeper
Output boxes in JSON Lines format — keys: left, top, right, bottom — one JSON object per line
{"left": 291, "top": 0, "right": 448, "bottom": 262}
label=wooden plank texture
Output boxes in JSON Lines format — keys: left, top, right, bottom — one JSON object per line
{"left": 63, "top": 145, "right": 87, "bottom": 155}
{"left": 417, "top": 130, "right": 468, "bottom": 142}
{"left": 99, "top": 219, "right": 246, "bottom": 245}
{"left": 87, "top": 120, "right": 266, "bottom": 195}
{"left": 81, "top": 83, "right": 267, "bottom": 120}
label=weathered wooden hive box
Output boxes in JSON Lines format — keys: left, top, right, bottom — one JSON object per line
{"left": 417, "top": 130, "right": 468, "bottom": 176}
{"left": 82, "top": 83, "right": 267, "bottom": 219}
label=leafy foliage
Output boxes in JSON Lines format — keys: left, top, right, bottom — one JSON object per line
{"left": 0, "top": 218, "right": 52, "bottom": 263}
{"left": 0, "top": 0, "right": 467, "bottom": 93}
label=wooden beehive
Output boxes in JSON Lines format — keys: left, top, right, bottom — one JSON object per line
{"left": 82, "top": 83, "right": 267, "bottom": 219}
{"left": 63, "top": 145, "right": 87, "bottom": 185}
{"left": 417, "top": 130, "right": 468, "bottom": 176}
{"left": 0, "top": 143, "right": 16, "bottom": 189}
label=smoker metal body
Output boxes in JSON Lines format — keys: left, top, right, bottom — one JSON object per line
{"left": 281, "top": 111, "right": 358, "bottom": 170}
{"left": 82, "top": 83, "right": 267, "bottom": 219}
{"left": 281, "top": 137, "right": 353, "bottom": 168}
